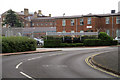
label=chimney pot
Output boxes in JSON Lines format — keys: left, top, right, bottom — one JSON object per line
{"left": 24, "top": 8, "right": 29, "bottom": 16}
{"left": 49, "top": 14, "right": 51, "bottom": 17}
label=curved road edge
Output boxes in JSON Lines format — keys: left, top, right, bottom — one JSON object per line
{"left": 85, "top": 53, "right": 120, "bottom": 78}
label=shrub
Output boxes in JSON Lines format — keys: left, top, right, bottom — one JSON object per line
{"left": 111, "top": 40, "right": 118, "bottom": 45}
{"left": 81, "top": 35, "right": 98, "bottom": 43}
{"left": 2, "top": 36, "right": 36, "bottom": 53}
{"left": 73, "top": 37, "right": 81, "bottom": 43}
{"left": 60, "top": 43, "right": 84, "bottom": 47}
{"left": 63, "top": 36, "right": 72, "bottom": 43}
{"left": 84, "top": 39, "right": 101, "bottom": 46}
{"left": 44, "top": 39, "right": 62, "bottom": 48}
{"left": 98, "top": 32, "right": 113, "bottom": 41}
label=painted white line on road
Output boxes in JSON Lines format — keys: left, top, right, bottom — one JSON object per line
{"left": 16, "top": 62, "right": 23, "bottom": 69}
{"left": 20, "top": 71, "right": 35, "bottom": 80}
{"left": 28, "top": 56, "right": 42, "bottom": 61}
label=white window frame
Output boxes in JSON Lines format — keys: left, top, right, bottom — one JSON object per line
{"left": 71, "top": 30, "right": 75, "bottom": 33}
{"left": 71, "top": 19, "right": 74, "bottom": 26}
{"left": 26, "top": 24, "right": 28, "bottom": 27}
{"left": 62, "top": 19, "right": 66, "bottom": 26}
{"left": 106, "top": 17, "right": 110, "bottom": 24}
{"left": 50, "top": 23, "right": 52, "bottom": 25}
{"left": 32, "top": 23, "right": 34, "bottom": 26}
{"left": 106, "top": 29, "right": 110, "bottom": 36}
{"left": 87, "top": 17, "right": 91, "bottom": 24}
{"left": 116, "top": 17, "right": 120, "bottom": 24}
{"left": 116, "top": 29, "right": 120, "bottom": 37}
{"left": 80, "top": 18, "right": 84, "bottom": 25}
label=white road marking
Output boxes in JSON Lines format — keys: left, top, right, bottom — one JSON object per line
{"left": 28, "top": 56, "right": 42, "bottom": 61}
{"left": 16, "top": 62, "right": 23, "bottom": 69}
{"left": 20, "top": 71, "right": 35, "bottom": 80}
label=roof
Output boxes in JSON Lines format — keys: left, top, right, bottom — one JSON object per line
{"left": 54, "top": 13, "right": 120, "bottom": 19}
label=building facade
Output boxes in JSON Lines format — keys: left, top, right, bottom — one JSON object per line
{"left": 1, "top": 9, "right": 120, "bottom": 38}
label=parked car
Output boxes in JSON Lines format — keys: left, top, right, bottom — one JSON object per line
{"left": 114, "top": 37, "right": 120, "bottom": 43}
{"left": 34, "top": 38, "right": 44, "bottom": 45}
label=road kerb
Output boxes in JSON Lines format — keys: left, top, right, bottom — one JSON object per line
{"left": 85, "top": 53, "right": 120, "bottom": 78}
{"left": 1, "top": 50, "right": 62, "bottom": 56}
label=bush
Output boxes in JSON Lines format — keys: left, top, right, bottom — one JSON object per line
{"left": 2, "top": 36, "right": 36, "bottom": 53}
{"left": 81, "top": 35, "right": 98, "bottom": 43}
{"left": 84, "top": 39, "right": 118, "bottom": 46}
{"left": 98, "top": 32, "right": 113, "bottom": 41}
{"left": 60, "top": 43, "right": 84, "bottom": 47}
{"left": 111, "top": 40, "right": 118, "bottom": 45}
{"left": 73, "top": 37, "right": 81, "bottom": 43}
{"left": 44, "top": 39, "right": 62, "bottom": 48}
{"left": 84, "top": 39, "right": 101, "bottom": 46}
{"left": 63, "top": 36, "right": 72, "bottom": 43}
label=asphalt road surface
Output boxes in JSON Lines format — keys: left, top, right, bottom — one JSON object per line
{"left": 2, "top": 47, "right": 118, "bottom": 79}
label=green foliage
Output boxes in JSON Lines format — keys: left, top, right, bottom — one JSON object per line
{"left": 63, "top": 36, "right": 72, "bottom": 43}
{"left": 84, "top": 39, "right": 101, "bottom": 46}
{"left": 60, "top": 43, "right": 84, "bottom": 47}
{"left": 2, "top": 37, "right": 36, "bottom": 53}
{"left": 44, "top": 39, "right": 62, "bottom": 48}
{"left": 98, "top": 32, "right": 113, "bottom": 41}
{"left": 2, "top": 9, "right": 23, "bottom": 27}
{"left": 111, "top": 40, "right": 118, "bottom": 45}
{"left": 84, "top": 39, "right": 118, "bottom": 46}
{"left": 81, "top": 35, "right": 98, "bottom": 42}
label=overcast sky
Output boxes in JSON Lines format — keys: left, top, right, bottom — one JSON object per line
{"left": 0, "top": 0, "right": 120, "bottom": 16}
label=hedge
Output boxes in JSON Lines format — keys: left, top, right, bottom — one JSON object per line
{"left": 2, "top": 37, "right": 36, "bottom": 53}
{"left": 60, "top": 43, "right": 84, "bottom": 47}
{"left": 84, "top": 39, "right": 101, "bottom": 46}
{"left": 84, "top": 39, "right": 118, "bottom": 46}
{"left": 44, "top": 39, "right": 62, "bottom": 48}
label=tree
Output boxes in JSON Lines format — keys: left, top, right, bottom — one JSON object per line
{"left": 2, "top": 9, "right": 23, "bottom": 27}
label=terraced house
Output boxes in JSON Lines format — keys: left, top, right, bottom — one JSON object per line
{"left": 1, "top": 8, "right": 120, "bottom": 38}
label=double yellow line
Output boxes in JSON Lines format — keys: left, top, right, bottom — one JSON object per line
{"left": 85, "top": 53, "right": 120, "bottom": 78}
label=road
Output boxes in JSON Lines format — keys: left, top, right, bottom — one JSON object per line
{"left": 2, "top": 47, "right": 118, "bottom": 79}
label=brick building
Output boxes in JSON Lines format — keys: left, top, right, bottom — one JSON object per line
{"left": 55, "top": 13, "right": 120, "bottom": 38}
{"left": 1, "top": 8, "right": 120, "bottom": 38}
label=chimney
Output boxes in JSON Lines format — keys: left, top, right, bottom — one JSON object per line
{"left": 38, "top": 10, "right": 42, "bottom": 15}
{"left": 49, "top": 14, "right": 51, "bottom": 17}
{"left": 111, "top": 10, "right": 115, "bottom": 14}
{"left": 118, "top": 1, "right": 120, "bottom": 13}
{"left": 34, "top": 11, "right": 37, "bottom": 18}
{"left": 24, "top": 8, "right": 29, "bottom": 16}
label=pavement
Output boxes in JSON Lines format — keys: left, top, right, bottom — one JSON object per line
{"left": 1, "top": 49, "right": 61, "bottom": 56}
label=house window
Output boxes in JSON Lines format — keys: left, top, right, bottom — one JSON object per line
{"left": 71, "top": 30, "right": 74, "bottom": 33}
{"left": 106, "top": 17, "right": 110, "bottom": 24}
{"left": 37, "top": 23, "right": 39, "bottom": 26}
{"left": 32, "top": 23, "right": 34, "bottom": 26}
{"left": 116, "top": 29, "right": 120, "bottom": 37}
{"left": 87, "top": 17, "right": 91, "bottom": 24}
{"left": 26, "top": 24, "right": 28, "bottom": 26}
{"left": 45, "top": 23, "right": 47, "bottom": 26}
{"left": 62, "top": 19, "right": 66, "bottom": 26}
{"left": 41, "top": 23, "right": 43, "bottom": 26}
{"left": 71, "top": 19, "right": 74, "bottom": 26}
{"left": 106, "top": 29, "right": 110, "bottom": 36}
{"left": 62, "top": 30, "right": 66, "bottom": 33}
{"left": 50, "top": 23, "right": 52, "bottom": 25}
{"left": 80, "top": 18, "right": 84, "bottom": 25}
{"left": 116, "top": 17, "right": 120, "bottom": 24}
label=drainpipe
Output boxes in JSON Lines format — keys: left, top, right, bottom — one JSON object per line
{"left": 112, "top": 16, "right": 114, "bottom": 38}
{"left": 76, "top": 18, "right": 77, "bottom": 33}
